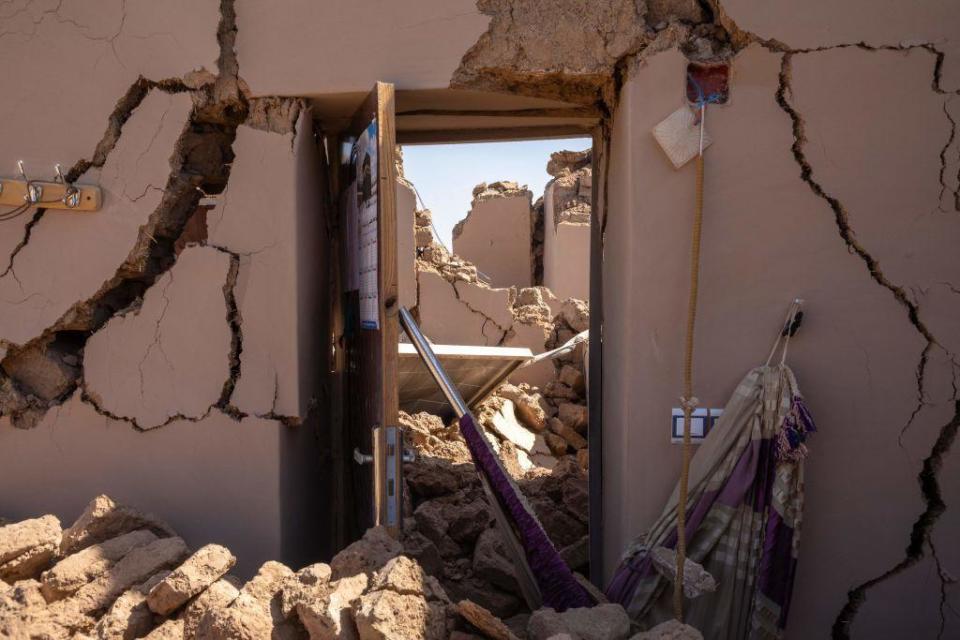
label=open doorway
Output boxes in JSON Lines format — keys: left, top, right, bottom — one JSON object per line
{"left": 324, "top": 84, "right": 604, "bottom": 615}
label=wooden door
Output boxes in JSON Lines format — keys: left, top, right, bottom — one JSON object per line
{"left": 336, "top": 83, "right": 400, "bottom": 541}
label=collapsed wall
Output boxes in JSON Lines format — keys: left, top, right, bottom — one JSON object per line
{"left": 541, "top": 151, "right": 591, "bottom": 302}
{"left": 452, "top": 182, "right": 534, "bottom": 289}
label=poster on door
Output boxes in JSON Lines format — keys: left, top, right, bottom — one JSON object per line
{"left": 354, "top": 119, "right": 379, "bottom": 330}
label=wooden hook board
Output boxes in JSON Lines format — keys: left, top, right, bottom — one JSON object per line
{"left": 0, "top": 179, "right": 102, "bottom": 212}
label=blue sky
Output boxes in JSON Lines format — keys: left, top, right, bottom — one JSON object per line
{"left": 401, "top": 137, "right": 591, "bottom": 248}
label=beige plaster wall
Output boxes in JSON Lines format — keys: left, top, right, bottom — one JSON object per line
{"left": 543, "top": 183, "right": 590, "bottom": 301}
{"left": 235, "top": 0, "right": 489, "bottom": 96}
{"left": 603, "top": 44, "right": 960, "bottom": 637}
{"left": 453, "top": 193, "right": 534, "bottom": 289}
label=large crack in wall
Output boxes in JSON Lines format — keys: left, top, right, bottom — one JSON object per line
{"left": 0, "top": 0, "right": 313, "bottom": 430}
{"left": 774, "top": 47, "right": 960, "bottom": 639}
{"left": 453, "top": 1, "right": 960, "bottom": 635}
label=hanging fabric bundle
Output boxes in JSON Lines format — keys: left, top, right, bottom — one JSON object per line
{"left": 606, "top": 301, "right": 815, "bottom": 639}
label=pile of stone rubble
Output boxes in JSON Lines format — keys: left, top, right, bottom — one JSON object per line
{"left": 1, "top": 494, "right": 691, "bottom": 639}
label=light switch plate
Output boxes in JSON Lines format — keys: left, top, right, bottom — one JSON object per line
{"left": 671, "top": 408, "right": 723, "bottom": 443}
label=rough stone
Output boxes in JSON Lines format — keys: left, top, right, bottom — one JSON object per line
{"left": 497, "top": 384, "right": 548, "bottom": 431}
{"left": 147, "top": 543, "right": 236, "bottom": 615}
{"left": 143, "top": 619, "right": 185, "bottom": 639}
{"left": 0, "top": 515, "right": 62, "bottom": 583}
{"left": 557, "top": 403, "right": 588, "bottom": 434}
{"left": 630, "top": 619, "right": 703, "bottom": 639}
{"left": 549, "top": 418, "right": 587, "bottom": 450}
{"left": 296, "top": 573, "right": 368, "bottom": 640}
{"left": 279, "top": 563, "right": 332, "bottom": 619}
{"left": 557, "top": 366, "right": 585, "bottom": 395}
{"left": 61, "top": 536, "right": 188, "bottom": 616}
{"left": 355, "top": 589, "right": 447, "bottom": 640}
{"left": 400, "top": 531, "right": 443, "bottom": 577}
{"left": 195, "top": 561, "right": 304, "bottom": 640}
{"left": 181, "top": 575, "right": 242, "bottom": 638}
{"left": 40, "top": 529, "right": 158, "bottom": 602}
{"left": 92, "top": 570, "right": 171, "bottom": 640}
{"left": 562, "top": 604, "right": 631, "bottom": 640}
{"left": 472, "top": 529, "right": 518, "bottom": 593}
{"left": 457, "top": 600, "right": 520, "bottom": 640}
{"left": 331, "top": 527, "right": 403, "bottom": 580}
{"left": 60, "top": 495, "right": 175, "bottom": 555}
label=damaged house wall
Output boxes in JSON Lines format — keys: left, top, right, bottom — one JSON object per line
{"left": 604, "top": 34, "right": 960, "bottom": 640}
{"left": 0, "top": 0, "right": 957, "bottom": 637}
{"left": 0, "top": 1, "right": 329, "bottom": 578}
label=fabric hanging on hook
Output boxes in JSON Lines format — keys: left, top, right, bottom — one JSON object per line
{"left": 606, "top": 304, "right": 816, "bottom": 640}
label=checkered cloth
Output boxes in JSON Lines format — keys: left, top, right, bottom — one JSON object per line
{"left": 606, "top": 365, "right": 815, "bottom": 639}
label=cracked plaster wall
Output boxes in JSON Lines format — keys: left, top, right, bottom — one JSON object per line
{"left": 603, "top": 42, "right": 960, "bottom": 638}
{"left": 0, "top": 0, "right": 329, "bottom": 575}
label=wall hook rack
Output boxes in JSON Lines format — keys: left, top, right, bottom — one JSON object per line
{"left": 0, "top": 162, "right": 102, "bottom": 212}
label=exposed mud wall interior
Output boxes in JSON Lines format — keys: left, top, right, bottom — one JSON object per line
{"left": 0, "top": 2, "right": 330, "bottom": 578}
{"left": 604, "top": 42, "right": 960, "bottom": 640}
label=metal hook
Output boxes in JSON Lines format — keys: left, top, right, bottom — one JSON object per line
{"left": 17, "top": 161, "right": 42, "bottom": 205}
{"left": 55, "top": 163, "right": 81, "bottom": 208}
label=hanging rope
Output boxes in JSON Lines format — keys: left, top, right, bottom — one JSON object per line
{"left": 673, "top": 95, "right": 710, "bottom": 622}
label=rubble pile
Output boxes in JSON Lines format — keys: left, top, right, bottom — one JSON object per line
{"left": 1, "top": 495, "right": 643, "bottom": 640}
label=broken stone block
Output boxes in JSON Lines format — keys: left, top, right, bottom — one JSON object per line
{"left": 414, "top": 501, "right": 452, "bottom": 551}
{"left": 296, "top": 573, "right": 367, "bottom": 640}
{"left": 279, "top": 563, "right": 332, "bottom": 619}
{"left": 456, "top": 600, "right": 520, "bottom": 640}
{"left": 92, "top": 570, "right": 171, "bottom": 640}
{"left": 649, "top": 546, "right": 716, "bottom": 599}
{"left": 447, "top": 500, "right": 492, "bottom": 546}
{"left": 549, "top": 417, "right": 587, "bottom": 450}
{"left": 545, "top": 381, "right": 580, "bottom": 402}
{"left": 558, "top": 366, "right": 585, "bottom": 395}
{"left": 557, "top": 403, "right": 588, "bottom": 434}
{"left": 180, "top": 575, "right": 242, "bottom": 638}
{"left": 559, "top": 300, "right": 589, "bottom": 333}
{"left": 330, "top": 526, "right": 402, "bottom": 580}
{"left": 400, "top": 530, "right": 442, "bottom": 577}
{"left": 443, "top": 577, "right": 520, "bottom": 620}
{"left": 0, "top": 515, "right": 62, "bottom": 583}
{"left": 577, "top": 449, "right": 589, "bottom": 471}
{"left": 355, "top": 589, "right": 447, "bottom": 640}
{"left": 147, "top": 543, "right": 236, "bottom": 615}
{"left": 497, "top": 384, "right": 548, "bottom": 431}
{"left": 40, "top": 529, "right": 158, "bottom": 602}
{"left": 545, "top": 432, "right": 569, "bottom": 457}
{"left": 0, "top": 578, "right": 45, "bottom": 613}
{"left": 62, "top": 536, "right": 189, "bottom": 616}
{"left": 143, "top": 619, "right": 185, "bottom": 639}
{"left": 529, "top": 604, "right": 630, "bottom": 640}
{"left": 369, "top": 556, "right": 449, "bottom": 604}
{"left": 630, "top": 619, "right": 704, "bottom": 639}
{"left": 561, "top": 604, "right": 631, "bottom": 640}
{"left": 472, "top": 528, "right": 518, "bottom": 593}
{"left": 60, "top": 495, "right": 175, "bottom": 555}
{"left": 487, "top": 399, "right": 537, "bottom": 452}
{"left": 195, "top": 561, "right": 304, "bottom": 640}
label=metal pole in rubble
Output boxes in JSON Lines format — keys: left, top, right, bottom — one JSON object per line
{"left": 398, "top": 306, "right": 544, "bottom": 610}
